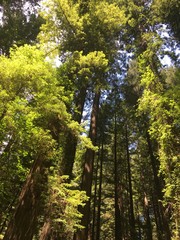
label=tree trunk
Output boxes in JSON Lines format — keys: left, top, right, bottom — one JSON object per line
{"left": 91, "top": 153, "right": 99, "bottom": 240}
{"left": 152, "top": 192, "right": 164, "bottom": 240}
{"left": 39, "top": 220, "right": 51, "bottom": 240}
{"left": 125, "top": 124, "right": 137, "bottom": 240}
{"left": 3, "top": 156, "right": 47, "bottom": 240}
{"left": 63, "top": 86, "right": 87, "bottom": 177}
{"left": 114, "top": 112, "right": 122, "bottom": 240}
{"left": 144, "top": 193, "right": 153, "bottom": 240}
{"left": 137, "top": 208, "right": 142, "bottom": 240}
{"left": 96, "top": 140, "right": 103, "bottom": 240}
{"left": 74, "top": 90, "right": 100, "bottom": 240}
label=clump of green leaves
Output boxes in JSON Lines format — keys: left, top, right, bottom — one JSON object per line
{"left": 45, "top": 173, "right": 88, "bottom": 239}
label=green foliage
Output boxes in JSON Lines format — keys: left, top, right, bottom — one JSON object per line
{"left": 0, "top": 0, "right": 43, "bottom": 55}
{"left": 0, "top": 44, "right": 71, "bottom": 233}
{"left": 58, "top": 50, "right": 109, "bottom": 92}
{"left": 45, "top": 174, "right": 88, "bottom": 238}
{"left": 40, "top": 0, "right": 127, "bottom": 56}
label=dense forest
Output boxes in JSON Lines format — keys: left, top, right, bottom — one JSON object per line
{"left": 0, "top": 0, "right": 179, "bottom": 239}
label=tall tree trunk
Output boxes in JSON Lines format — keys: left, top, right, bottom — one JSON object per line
{"left": 91, "top": 153, "right": 99, "bottom": 240}
{"left": 3, "top": 155, "right": 48, "bottom": 240}
{"left": 74, "top": 90, "right": 100, "bottom": 240}
{"left": 137, "top": 206, "right": 142, "bottom": 240}
{"left": 144, "top": 193, "right": 153, "bottom": 240}
{"left": 96, "top": 140, "right": 103, "bottom": 240}
{"left": 152, "top": 192, "right": 164, "bottom": 240}
{"left": 125, "top": 124, "right": 137, "bottom": 240}
{"left": 114, "top": 112, "right": 122, "bottom": 240}
{"left": 39, "top": 220, "right": 51, "bottom": 240}
{"left": 63, "top": 86, "right": 87, "bottom": 177}
{"left": 146, "top": 132, "right": 171, "bottom": 240}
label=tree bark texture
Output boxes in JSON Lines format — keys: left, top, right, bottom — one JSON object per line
{"left": 74, "top": 90, "right": 100, "bottom": 240}
{"left": 114, "top": 112, "right": 122, "bottom": 240}
{"left": 125, "top": 124, "right": 137, "bottom": 240}
{"left": 144, "top": 194, "right": 153, "bottom": 240}
{"left": 96, "top": 140, "right": 103, "bottom": 240}
{"left": 91, "top": 154, "right": 99, "bottom": 240}
{"left": 63, "top": 86, "right": 87, "bottom": 178}
{"left": 3, "top": 156, "right": 47, "bottom": 240}
{"left": 39, "top": 220, "right": 51, "bottom": 240}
